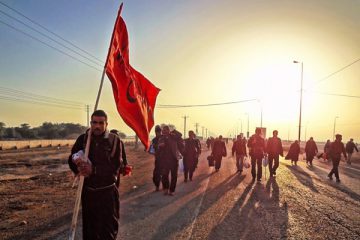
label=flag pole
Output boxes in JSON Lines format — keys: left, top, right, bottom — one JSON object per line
{"left": 68, "top": 3, "right": 124, "bottom": 240}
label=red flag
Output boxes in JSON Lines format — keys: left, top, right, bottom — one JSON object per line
{"left": 105, "top": 5, "right": 160, "bottom": 149}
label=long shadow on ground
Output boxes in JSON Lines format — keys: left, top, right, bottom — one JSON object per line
{"left": 149, "top": 172, "right": 246, "bottom": 240}
{"left": 207, "top": 178, "right": 288, "bottom": 240}
{"left": 309, "top": 165, "right": 360, "bottom": 202}
{"left": 120, "top": 172, "right": 212, "bottom": 225}
{"left": 286, "top": 165, "right": 319, "bottom": 193}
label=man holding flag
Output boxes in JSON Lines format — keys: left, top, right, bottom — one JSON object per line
{"left": 68, "top": 3, "right": 160, "bottom": 239}
{"left": 68, "top": 110, "right": 123, "bottom": 239}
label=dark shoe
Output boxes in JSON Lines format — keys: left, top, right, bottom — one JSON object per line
{"left": 257, "top": 178, "right": 261, "bottom": 182}
{"left": 327, "top": 174, "right": 333, "bottom": 180}
{"left": 273, "top": 172, "right": 276, "bottom": 177}
{"left": 155, "top": 186, "right": 160, "bottom": 192}
{"left": 336, "top": 179, "right": 341, "bottom": 183}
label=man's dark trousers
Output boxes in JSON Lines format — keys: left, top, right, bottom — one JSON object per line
{"left": 82, "top": 186, "right": 119, "bottom": 240}
{"left": 329, "top": 158, "right": 340, "bottom": 180}
{"left": 251, "top": 157, "right": 262, "bottom": 180}
{"left": 153, "top": 159, "right": 162, "bottom": 188}
{"left": 162, "top": 165, "right": 178, "bottom": 192}
{"left": 268, "top": 154, "right": 279, "bottom": 175}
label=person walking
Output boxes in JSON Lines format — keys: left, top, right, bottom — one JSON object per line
{"left": 328, "top": 134, "right": 347, "bottom": 182}
{"left": 158, "top": 125, "right": 184, "bottom": 196}
{"left": 305, "top": 137, "right": 318, "bottom": 166}
{"left": 248, "top": 128, "right": 266, "bottom": 182}
{"left": 323, "top": 139, "right": 331, "bottom": 162}
{"left": 183, "top": 130, "right": 201, "bottom": 182}
{"left": 231, "top": 133, "right": 247, "bottom": 174}
{"left": 68, "top": 110, "right": 123, "bottom": 240}
{"left": 345, "top": 138, "right": 358, "bottom": 165}
{"left": 266, "top": 130, "right": 284, "bottom": 177}
{"left": 149, "top": 125, "right": 162, "bottom": 191}
{"left": 286, "top": 140, "right": 300, "bottom": 166}
{"left": 211, "top": 135, "right": 227, "bottom": 171}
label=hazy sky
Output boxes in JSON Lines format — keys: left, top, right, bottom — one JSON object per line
{"left": 0, "top": 0, "right": 359, "bottom": 141}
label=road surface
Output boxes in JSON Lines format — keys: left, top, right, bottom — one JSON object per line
{"left": 119, "top": 144, "right": 360, "bottom": 240}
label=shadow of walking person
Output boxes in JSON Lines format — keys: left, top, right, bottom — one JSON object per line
{"left": 207, "top": 178, "right": 288, "bottom": 240}
{"left": 148, "top": 173, "right": 246, "bottom": 240}
{"left": 286, "top": 165, "right": 319, "bottom": 193}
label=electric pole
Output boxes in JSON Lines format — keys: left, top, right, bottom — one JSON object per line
{"left": 182, "top": 116, "right": 189, "bottom": 137}
{"left": 195, "top": 123, "right": 199, "bottom": 136}
{"left": 86, "top": 104, "right": 90, "bottom": 127}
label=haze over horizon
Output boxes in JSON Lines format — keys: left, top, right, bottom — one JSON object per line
{"left": 1, "top": 0, "right": 359, "bottom": 141}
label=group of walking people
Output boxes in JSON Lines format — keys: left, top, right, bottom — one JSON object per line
{"left": 211, "top": 128, "right": 283, "bottom": 182}
{"left": 212, "top": 128, "right": 357, "bottom": 184}
{"left": 150, "top": 125, "right": 201, "bottom": 196}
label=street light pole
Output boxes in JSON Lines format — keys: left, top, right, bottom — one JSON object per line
{"left": 333, "top": 116, "right": 339, "bottom": 140}
{"left": 238, "top": 118, "right": 243, "bottom": 133}
{"left": 257, "top": 99, "right": 263, "bottom": 128}
{"left": 245, "top": 113, "right": 249, "bottom": 138}
{"left": 294, "top": 60, "right": 303, "bottom": 143}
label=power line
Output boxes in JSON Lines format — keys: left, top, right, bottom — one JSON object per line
{"left": 0, "top": 9, "right": 103, "bottom": 67}
{"left": 0, "top": 19, "right": 103, "bottom": 72}
{"left": 306, "top": 57, "right": 360, "bottom": 90}
{"left": 305, "top": 91, "right": 360, "bottom": 99}
{"left": 0, "top": 95, "right": 85, "bottom": 110}
{"left": 0, "top": 86, "right": 89, "bottom": 111}
{"left": 0, "top": 1, "right": 104, "bottom": 64}
{"left": 0, "top": 86, "right": 85, "bottom": 106}
{"left": 158, "top": 98, "right": 257, "bottom": 108}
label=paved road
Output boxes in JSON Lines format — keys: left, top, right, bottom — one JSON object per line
{"left": 119, "top": 145, "right": 360, "bottom": 240}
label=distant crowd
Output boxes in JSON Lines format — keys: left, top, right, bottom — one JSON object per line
{"left": 148, "top": 125, "right": 359, "bottom": 197}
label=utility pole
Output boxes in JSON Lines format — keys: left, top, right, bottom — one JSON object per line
{"left": 245, "top": 113, "right": 249, "bottom": 138}
{"left": 294, "top": 60, "right": 303, "bottom": 142}
{"left": 134, "top": 134, "right": 138, "bottom": 149}
{"left": 86, "top": 104, "right": 90, "bottom": 127}
{"left": 195, "top": 123, "right": 199, "bottom": 136}
{"left": 182, "top": 116, "right": 189, "bottom": 137}
{"left": 241, "top": 119, "right": 243, "bottom": 133}
{"left": 333, "top": 116, "right": 339, "bottom": 140}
